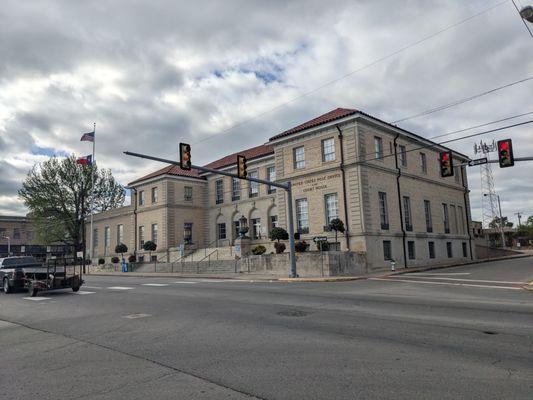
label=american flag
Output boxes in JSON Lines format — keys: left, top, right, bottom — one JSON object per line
{"left": 80, "top": 131, "right": 95, "bottom": 142}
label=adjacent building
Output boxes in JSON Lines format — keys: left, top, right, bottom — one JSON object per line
{"left": 89, "top": 108, "right": 474, "bottom": 270}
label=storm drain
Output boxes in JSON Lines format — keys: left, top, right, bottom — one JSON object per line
{"left": 277, "top": 310, "right": 309, "bottom": 318}
{"left": 482, "top": 330, "right": 498, "bottom": 335}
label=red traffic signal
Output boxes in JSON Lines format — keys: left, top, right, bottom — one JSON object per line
{"left": 179, "top": 142, "right": 191, "bottom": 170}
{"left": 497, "top": 139, "right": 514, "bottom": 168}
{"left": 237, "top": 155, "right": 247, "bottom": 179}
{"left": 439, "top": 151, "right": 454, "bottom": 177}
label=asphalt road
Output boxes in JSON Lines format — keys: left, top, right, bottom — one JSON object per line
{"left": 0, "top": 257, "right": 532, "bottom": 400}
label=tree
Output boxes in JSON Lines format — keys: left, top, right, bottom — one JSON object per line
{"left": 143, "top": 240, "right": 157, "bottom": 261}
{"left": 115, "top": 243, "right": 128, "bottom": 259}
{"left": 328, "top": 218, "right": 345, "bottom": 246}
{"left": 269, "top": 227, "right": 288, "bottom": 242}
{"left": 18, "top": 155, "right": 125, "bottom": 259}
{"left": 526, "top": 215, "right": 533, "bottom": 227}
{"left": 489, "top": 216, "right": 513, "bottom": 229}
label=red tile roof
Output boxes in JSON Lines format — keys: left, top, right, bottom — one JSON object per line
{"left": 128, "top": 144, "right": 274, "bottom": 185}
{"left": 270, "top": 108, "right": 358, "bottom": 141}
{"left": 128, "top": 164, "right": 202, "bottom": 185}
{"left": 203, "top": 144, "right": 273, "bottom": 170}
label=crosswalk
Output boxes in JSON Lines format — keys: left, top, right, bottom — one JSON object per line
{"left": 19, "top": 278, "right": 257, "bottom": 301}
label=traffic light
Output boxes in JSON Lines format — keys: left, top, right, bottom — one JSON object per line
{"left": 237, "top": 155, "right": 247, "bottom": 179}
{"left": 439, "top": 151, "right": 454, "bottom": 177}
{"left": 179, "top": 142, "right": 191, "bottom": 170}
{"left": 497, "top": 139, "right": 514, "bottom": 168}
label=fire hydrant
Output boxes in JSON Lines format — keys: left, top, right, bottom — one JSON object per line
{"left": 390, "top": 259, "right": 396, "bottom": 272}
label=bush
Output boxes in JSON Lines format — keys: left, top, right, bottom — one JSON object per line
{"left": 128, "top": 254, "right": 136, "bottom": 263}
{"left": 269, "top": 227, "right": 289, "bottom": 242}
{"left": 111, "top": 256, "right": 120, "bottom": 264}
{"left": 98, "top": 258, "right": 105, "bottom": 265}
{"left": 115, "top": 243, "right": 128, "bottom": 255}
{"left": 295, "top": 241, "right": 308, "bottom": 252}
{"left": 274, "top": 242, "right": 286, "bottom": 254}
{"left": 252, "top": 245, "right": 266, "bottom": 255}
{"left": 315, "top": 241, "right": 329, "bottom": 251}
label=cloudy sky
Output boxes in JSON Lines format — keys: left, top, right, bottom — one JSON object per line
{"left": 1, "top": 0, "right": 532, "bottom": 225}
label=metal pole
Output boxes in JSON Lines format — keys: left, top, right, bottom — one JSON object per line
{"left": 89, "top": 123, "right": 96, "bottom": 261}
{"left": 497, "top": 195, "right": 505, "bottom": 247}
{"left": 6, "top": 237, "right": 10, "bottom": 256}
{"left": 286, "top": 182, "right": 297, "bottom": 278}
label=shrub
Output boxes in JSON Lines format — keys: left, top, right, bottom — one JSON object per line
{"left": 316, "top": 241, "right": 329, "bottom": 251}
{"left": 98, "top": 258, "right": 105, "bottom": 265}
{"left": 274, "top": 242, "right": 286, "bottom": 254}
{"left": 115, "top": 243, "right": 128, "bottom": 256}
{"left": 111, "top": 256, "right": 120, "bottom": 264}
{"left": 252, "top": 245, "right": 266, "bottom": 255}
{"left": 269, "top": 227, "right": 289, "bottom": 242}
{"left": 143, "top": 241, "right": 157, "bottom": 260}
{"left": 295, "top": 241, "right": 308, "bottom": 252}
{"left": 128, "top": 254, "right": 136, "bottom": 263}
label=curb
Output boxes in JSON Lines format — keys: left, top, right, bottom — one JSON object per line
{"left": 85, "top": 272, "right": 279, "bottom": 281}
{"left": 277, "top": 276, "right": 366, "bottom": 283}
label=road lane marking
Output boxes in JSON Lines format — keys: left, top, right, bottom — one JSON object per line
{"left": 400, "top": 276, "right": 524, "bottom": 284}
{"left": 172, "top": 281, "right": 198, "bottom": 284}
{"left": 22, "top": 297, "right": 52, "bottom": 301}
{"left": 411, "top": 272, "right": 471, "bottom": 276}
{"left": 83, "top": 286, "right": 102, "bottom": 289}
{"left": 107, "top": 286, "right": 134, "bottom": 290}
{"left": 76, "top": 291, "right": 96, "bottom": 295}
{"left": 123, "top": 313, "right": 151, "bottom": 319}
{"left": 369, "top": 278, "right": 522, "bottom": 290}
{"left": 141, "top": 283, "right": 169, "bottom": 287}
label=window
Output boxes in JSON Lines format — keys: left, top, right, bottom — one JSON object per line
{"left": 93, "top": 229, "right": 98, "bottom": 249}
{"left": 374, "top": 137, "right": 383, "bottom": 159}
{"left": 151, "top": 223, "right": 158, "bottom": 244}
{"left": 399, "top": 145, "right": 407, "bottom": 166}
{"left": 139, "top": 190, "right": 145, "bottom": 206}
{"left": 428, "top": 241, "right": 435, "bottom": 259}
{"left": 151, "top": 187, "right": 158, "bottom": 203}
{"left": 322, "top": 138, "right": 336, "bottom": 162}
{"left": 383, "top": 240, "right": 392, "bottom": 261}
{"left": 184, "top": 223, "right": 193, "bottom": 244}
{"left": 443, "top": 203, "right": 450, "bottom": 234}
{"left": 378, "top": 192, "right": 389, "bottom": 230}
{"left": 293, "top": 146, "right": 305, "bottom": 169}
{"left": 232, "top": 178, "right": 241, "bottom": 201}
{"left": 184, "top": 186, "right": 193, "bottom": 201}
{"left": 450, "top": 205, "right": 457, "bottom": 234}
{"left": 403, "top": 196, "right": 412, "bottom": 231}
{"left": 446, "top": 242, "right": 453, "bottom": 258}
{"left": 408, "top": 241, "right": 415, "bottom": 260}
{"left": 462, "top": 242, "right": 468, "bottom": 257}
{"left": 217, "top": 223, "right": 226, "bottom": 240}
{"left": 139, "top": 226, "right": 145, "bottom": 248}
{"left": 270, "top": 215, "right": 278, "bottom": 230}
{"left": 325, "top": 193, "right": 339, "bottom": 224}
{"left": 0, "top": 228, "right": 5, "bottom": 237}
{"left": 215, "top": 179, "right": 224, "bottom": 204}
{"left": 458, "top": 206, "right": 465, "bottom": 234}
{"left": 234, "top": 221, "right": 240, "bottom": 239}
{"left": 13, "top": 228, "right": 20, "bottom": 240}
{"left": 267, "top": 166, "right": 276, "bottom": 194}
{"left": 117, "top": 224, "right": 124, "bottom": 245}
{"left": 296, "top": 198, "right": 309, "bottom": 234}
{"left": 104, "top": 226, "right": 110, "bottom": 255}
{"left": 420, "top": 152, "right": 427, "bottom": 173}
{"left": 26, "top": 231, "right": 33, "bottom": 241}
{"left": 424, "top": 200, "right": 433, "bottom": 233}
{"left": 252, "top": 218, "right": 261, "bottom": 240}
{"left": 249, "top": 171, "right": 259, "bottom": 197}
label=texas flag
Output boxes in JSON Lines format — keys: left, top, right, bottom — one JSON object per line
{"left": 76, "top": 155, "right": 93, "bottom": 166}
{"left": 80, "top": 131, "right": 95, "bottom": 142}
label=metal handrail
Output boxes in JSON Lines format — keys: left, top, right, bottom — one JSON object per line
{"left": 196, "top": 249, "right": 218, "bottom": 273}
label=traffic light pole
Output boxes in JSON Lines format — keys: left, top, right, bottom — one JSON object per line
{"left": 124, "top": 151, "right": 299, "bottom": 277}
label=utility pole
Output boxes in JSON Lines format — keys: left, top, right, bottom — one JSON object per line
{"left": 124, "top": 151, "right": 299, "bottom": 278}
{"left": 515, "top": 212, "right": 522, "bottom": 227}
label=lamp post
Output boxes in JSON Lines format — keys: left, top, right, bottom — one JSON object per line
{"left": 484, "top": 193, "right": 506, "bottom": 247}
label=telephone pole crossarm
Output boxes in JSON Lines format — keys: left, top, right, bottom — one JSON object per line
{"left": 124, "top": 150, "right": 298, "bottom": 277}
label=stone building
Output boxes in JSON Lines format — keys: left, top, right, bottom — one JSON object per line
{"left": 88, "top": 108, "right": 474, "bottom": 270}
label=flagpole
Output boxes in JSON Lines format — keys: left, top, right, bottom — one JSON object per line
{"left": 89, "top": 122, "right": 96, "bottom": 261}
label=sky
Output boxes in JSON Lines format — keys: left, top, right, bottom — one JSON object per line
{"left": 1, "top": 0, "right": 532, "bottom": 226}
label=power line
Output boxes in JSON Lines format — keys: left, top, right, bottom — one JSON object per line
{"left": 187, "top": 0, "right": 508, "bottom": 147}
{"left": 391, "top": 76, "right": 533, "bottom": 123}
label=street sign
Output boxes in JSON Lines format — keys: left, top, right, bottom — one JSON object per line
{"left": 313, "top": 236, "right": 328, "bottom": 242}
{"left": 76, "top": 251, "right": 83, "bottom": 258}
{"left": 468, "top": 157, "right": 488, "bottom": 166}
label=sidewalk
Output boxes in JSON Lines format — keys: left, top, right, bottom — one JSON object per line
{"left": 86, "top": 253, "right": 532, "bottom": 283}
